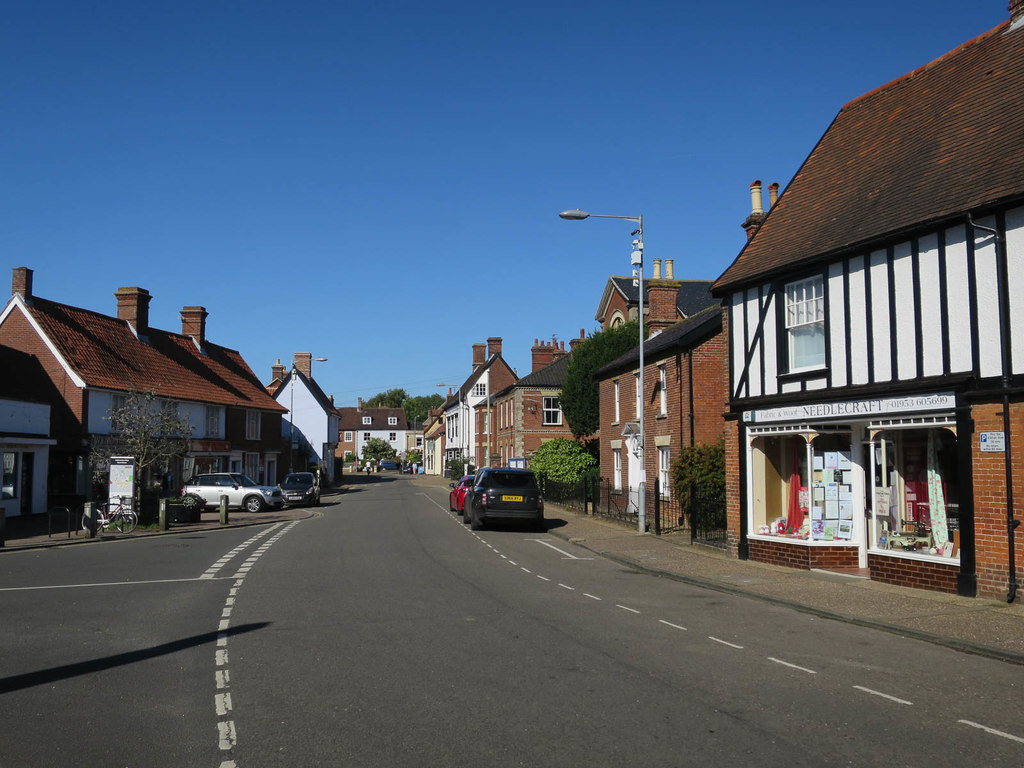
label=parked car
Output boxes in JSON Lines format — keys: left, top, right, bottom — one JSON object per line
{"left": 280, "top": 471, "right": 320, "bottom": 506}
{"left": 181, "top": 473, "right": 285, "bottom": 513}
{"left": 448, "top": 474, "right": 475, "bottom": 519}
{"left": 379, "top": 459, "right": 400, "bottom": 471}
{"left": 464, "top": 468, "right": 544, "bottom": 531}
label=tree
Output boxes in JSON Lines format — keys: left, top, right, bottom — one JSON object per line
{"left": 89, "top": 390, "right": 192, "bottom": 499}
{"left": 364, "top": 388, "right": 408, "bottom": 409}
{"left": 405, "top": 449, "right": 422, "bottom": 465}
{"left": 670, "top": 438, "right": 726, "bottom": 510}
{"left": 561, "top": 321, "right": 643, "bottom": 441}
{"left": 361, "top": 437, "right": 396, "bottom": 462}
{"left": 528, "top": 438, "right": 596, "bottom": 484}
{"left": 402, "top": 394, "right": 443, "bottom": 424}
{"left": 447, "top": 456, "right": 466, "bottom": 481}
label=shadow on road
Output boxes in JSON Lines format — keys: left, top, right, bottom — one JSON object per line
{"left": 0, "top": 622, "right": 270, "bottom": 694}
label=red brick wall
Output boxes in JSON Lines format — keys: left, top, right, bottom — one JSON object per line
{"left": 867, "top": 554, "right": 960, "bottom": 593}
{"left": 749, "top": 539, "right": 859, "bottom": 570}
{"left": 970, "top": 398, "right": 1024, "bottom": 599}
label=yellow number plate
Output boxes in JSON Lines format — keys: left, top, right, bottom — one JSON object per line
{"left": 502, "top": 495, "right": 523, "bottom": 502}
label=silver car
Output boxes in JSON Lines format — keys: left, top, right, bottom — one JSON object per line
{"left": 181, "top": 473, "right": 284, "bottom": 513}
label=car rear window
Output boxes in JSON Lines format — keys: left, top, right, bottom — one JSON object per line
{"left": 486, "top": 471, "right": 537, "bottom": 490}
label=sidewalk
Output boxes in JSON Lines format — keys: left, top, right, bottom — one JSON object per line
{"left": 407, "top": 474, "right": 1024, "bottom": 666}
{"left": 4, "top": 475, "right": 1023, "bottom": 665}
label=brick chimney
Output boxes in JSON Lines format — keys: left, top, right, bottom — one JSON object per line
{"left": 115, "top": 287, "right": 151, "bottom": 335}
{"left": 294, "top": 352, "right": 312, "bottom": 378}
{"left": 357, "top": 397, "right": 363, "bottom": 410}
{"left": 271, "top": 358, "right": 286, "bottom": 383}
{"left": 180, "top": 305, "right": 208, "bottom": 345}
{"left": 12, "top": 267, "right": 32, "bottom": 300}
{"left": 569, "top": 328, "right": 586, "bottom": 353}
{"left": 486, "top": 336, "right": 503, "bottom": 359}
{"left": 742, "top": 180, "right": 768, "bottom": 241}
{"left": 531, "top": 336, "right": 568, "bottom": 372}
{"left": 472, "top": 342, "right": 486, "bottom": 370}
{"left": 647, "top": 279, "right": 682, "bottom": 335}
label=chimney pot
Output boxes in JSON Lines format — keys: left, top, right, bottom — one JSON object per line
{"left": 665, "top": 259, "right": 674, "bottom": 280}
{"left": 652, "top": 259, "right": 662, "bottom": 279}
{"left": 768, "top": 182, "right": 779, "bottom": 209}
{"left": 749, "top": 180, "right": 764, "bottom": 215}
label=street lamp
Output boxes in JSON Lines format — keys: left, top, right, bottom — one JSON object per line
{"left": 560, "top": 209, "right": 646, "bottom": 534}
{"left": 290, "top": 356, "right": 328, "bottom": 473}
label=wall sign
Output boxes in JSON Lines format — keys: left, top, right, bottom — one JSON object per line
{"left": 979, "top": 431, "right": 1006, "bottom": 453}
{"left": 744, "top": 393, "right": 956, "bottom": 424}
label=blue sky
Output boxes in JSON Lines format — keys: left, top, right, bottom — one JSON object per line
{"left": 2, "top": 1, "right": 1009, "bottom": 407}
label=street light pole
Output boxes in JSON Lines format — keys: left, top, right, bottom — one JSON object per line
{"left": 560, "top": 209, "right": 646, "bottom": 534}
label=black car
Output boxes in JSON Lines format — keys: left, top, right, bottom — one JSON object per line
{"left": 465, "top": 468, "right": 544, "bottom": 531}
{"left": 279, "top": 472, "right": 320, "bottom": 506}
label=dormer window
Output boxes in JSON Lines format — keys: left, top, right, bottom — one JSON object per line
{"left": 473, "top": 383, "right": 486, "bottom": 397}
{"left": 388, "top": 416, "right": 397, "bottom": 425}
{"left": 785, "top": 276, "right": 825, "bottom": 371}
{"left": 362, "top": 416, "right": 371, "bottom": 425}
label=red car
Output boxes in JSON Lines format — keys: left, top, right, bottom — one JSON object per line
{"left": 448, "top": 475, "right": 475, "bottom": 517}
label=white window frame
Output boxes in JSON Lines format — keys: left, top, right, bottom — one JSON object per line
{"left": 658, "top": 446, "right": 671, "bottom": 499}
{"left": 246, "top": 410, "right": 261, "bottom": 440}
{"left": 389, "top": 432, "right": 397, "bottom": 442}
{"left": 388, "top": 416, "right": 397, "bottom": 425}
{"left": 634, "top": 373, "right": 641, "bottom": 419}
{"left": 658, "top": 364, "right": 667, "bottom": 416}
{"left": 614, "top": 380, "right": 620, "bottom": 423}
{"left": 613, "top": 449, "right": 622, "bottom": 491}
{"left": 343, "top": 431, "right": 353, "bottom": 442}
{"left": 362, "top": 416, "right": 372, "bottom": 425}
{"left": 206, "top": 405, "right": 222, "bottom": 438}
{"left": 785, "top": 276, "right": 826, "bottom": 372}
{"left": 542, "top": 396, "right": 562, "bottom": 426}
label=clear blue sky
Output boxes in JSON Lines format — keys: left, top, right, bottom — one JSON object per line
{"left": 2, "top": 1, "right": 1009, "bottom": 407}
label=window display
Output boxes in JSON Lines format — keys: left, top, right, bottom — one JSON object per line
{"left": 870, "top": 428, "right": 958, "bottom": 558}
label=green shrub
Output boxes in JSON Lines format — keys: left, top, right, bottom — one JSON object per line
{"left": 670, "top": 439, "right": 725, "bottom": 508}
{"left": 529, "top": 438, "right": 596, "bottom": 484}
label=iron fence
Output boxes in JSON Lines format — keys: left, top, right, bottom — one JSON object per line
{"left": 690, "top": 491, "right": 728, "bottom": 549}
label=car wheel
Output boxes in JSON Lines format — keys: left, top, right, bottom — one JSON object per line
{"left": 534, "top": 516, "right": 546, "bottom": 533}
{"left": 244, "top": 495, "right": 265, "bottom": 513}
{"left": 469, "top": 507, "right": 483, "bottom": 531}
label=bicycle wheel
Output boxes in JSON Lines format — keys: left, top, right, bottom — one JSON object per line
{"left": 113, "top": 509, "right": 138, "bottom": 534}
{"left": 81, "top": 503, "right": 108, "bottom": 532}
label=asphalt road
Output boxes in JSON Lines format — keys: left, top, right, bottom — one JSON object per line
{"left": 2, "top": 474, "right": 1023, "bottom": 767}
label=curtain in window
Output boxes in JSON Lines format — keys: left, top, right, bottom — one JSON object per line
{"left": 786, "top": 444, "right": 804, "bottom": 532}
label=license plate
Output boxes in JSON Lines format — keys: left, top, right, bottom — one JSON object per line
{"left": 502, "top": 495, "right": 523, "bottom": 502}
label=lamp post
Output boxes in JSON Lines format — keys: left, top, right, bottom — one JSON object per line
{"left": 560, "top": 209, "right": 646, "bottom": 534}
{"left": 290, "top": 356, "right": 328, "bottom": 473}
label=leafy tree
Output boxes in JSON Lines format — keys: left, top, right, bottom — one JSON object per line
{"left": 89, "top": 390, "right": 192, "bottom": 501}
{"left": 561, "top": 320, "right": 643, "bottom": 441}
{"left": 365, "top": 388, "right": 408, "bottom": 409}
{"left": 447, "top": 456, "right": 466, "bottom": 481}
{"left": 528, "top": 438, "right": 596, "bottom": 484}
{"left": 670, "top": 439, "right": 726, "bottom": 509}
{"left": 405, "top": 449, "right": 422, "bottom": 464}
{"left": 402, "top": 394, "right": 443, "bottom": 424}
{"left": 361, "top": 437, "right": 396, "bottom": 461}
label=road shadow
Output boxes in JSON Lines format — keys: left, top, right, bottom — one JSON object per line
{"left": 0, "top": 622, "right": 270, "bottom": 694}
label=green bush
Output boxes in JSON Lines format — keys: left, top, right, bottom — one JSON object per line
{"left": 670, "top": 439, "right": 725, "bottom": 508}
{"left": 447, "top": 457, "right": 466, "bottom": 481}
{"left": 529, "top": 438, "right": 596, "bottom": 484}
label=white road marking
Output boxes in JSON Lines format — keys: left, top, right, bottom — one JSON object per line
{"left": 216, "top": 670, "right": 230, "bottom": 689}
{"left": 658, "top": 620, "right": 686, "bottom": 631}
{"left": 0, "top": 576, "right": 230, "bottom": 592}
{"left": 853, "top": 686, "right": 912, "bottom": 705}
{"left": 616, "top": 604, "right": 640, "bottom": 614}
{"left": 559, "top": 583, "right": 576, "bottom": 591}
{"left": 958, "top": 720, "right": 1024, "bottom": 744}
{"left": 709, "top": 636, "right": 744, "bottom": 649}
{"left": 537, "top": 576, "right": 551, "bottom": 582}
{"left": 769, "top": 657, "right": 817, "bottom": 674}
{"left": 584, "top": 593, "right": 602, "bottom": 601}
{"left": 521, "top": 568, "right": 532, "bottom": 574}
{"left": 215, "top": 692, "right": 233, "bottom": 716}
{"left": 217, "top": 721, "right": 237, "bottom": 750}
{"left": 216, "top": 649, "right": 229, "bottom": 666}
{"left": 531, "top": 539, "right": 593, "bottom": 560}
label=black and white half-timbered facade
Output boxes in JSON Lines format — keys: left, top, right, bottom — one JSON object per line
{"left": 713, "top": 7, "right": 1024, "bottom": 601}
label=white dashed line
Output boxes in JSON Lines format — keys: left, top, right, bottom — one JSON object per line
{"left": 584, "top": 593, "right": 602, "bottom": 601}
{"left": 217, "top": 721, "right": 237, "bottom": 750}
{"left": 768, "top": 657, "right": 817, "bottom": 674}
{"left": 616, "top": 604, "right": 640, "bottom": 614}
{"left": 853, "top": 686, "right": 912, "bottom": 705}
{"left": 958, "top": 720, "right": 1024, "bottom": 744}
{"left": 559, "top": 583, "right": 576, "bottom": 591}
{"left": 537, "top": 576, "right": 551, "bottom": 582}
{"left": 658, "top": 619, "right": 686, "bottom": 631}
{"left": 709, "top": 636, "right": 744, "bottom": 649}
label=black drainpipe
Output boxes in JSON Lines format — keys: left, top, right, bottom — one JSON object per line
{"left": 968, "top": 213, "right": 1018, "bottom": 603}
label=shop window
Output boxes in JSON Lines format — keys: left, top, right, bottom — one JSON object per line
{"left": 870, "top": 428, "right": 959, "bottom": 558}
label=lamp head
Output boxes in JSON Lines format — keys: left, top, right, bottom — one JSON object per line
{"left": 559, "top": 209, "right": 589, "bottom": 221}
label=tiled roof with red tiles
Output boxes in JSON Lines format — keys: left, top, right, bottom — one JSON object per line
{"left": 18, "top": 296, "right": 285, "bottom": 412}
{"left": 336, "top": 406, "right": 408, "bottom": 432}
{"left": 714, "top": 19, "right": 1024, "bottom": 292}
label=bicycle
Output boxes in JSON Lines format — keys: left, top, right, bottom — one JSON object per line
{"left": 81, "top": 496, "right": 139, "bottom": 534}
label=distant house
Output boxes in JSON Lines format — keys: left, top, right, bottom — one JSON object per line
{"left": 268, "top": 354, "right": 340, "bottom": 483}
{"left": 440, "top": 337, "right": 517, "bottom": 474}
{"left": 490, "top": 334, "right": 583, "bottom": 468}
{"left": 336, "top": 401, "right": 410, "bottom": 461}
{"left": 421, "top": 408, "right": 445, "bottom": 476}
{"left": 712, "top": 6, "right": 1024, "bottom": 599}
{"left": 0, "top": 345, "right": 56, "bottom": 517}
{"left": 0, "top": 267, "right": 287, "bottom": 508}
{"left": 595, "top": 259, "right": 713, "bottom": 330}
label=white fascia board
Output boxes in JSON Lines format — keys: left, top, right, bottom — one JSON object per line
{"left": 0, "top": 296, "right": 88, "bottom": 389}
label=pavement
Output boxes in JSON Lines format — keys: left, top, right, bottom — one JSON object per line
{"left": 4, "top": 471, "right": 1023, "bottom": 666}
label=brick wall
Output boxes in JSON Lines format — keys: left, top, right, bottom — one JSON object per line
{"left": 749, "top": 539, "right": 859, "bottom": 570}
{"left": 867, "top": 554, "right": 960, "bottom": 593}
{"left": 970, "top": 398, "right": 1024, "bottom": 599}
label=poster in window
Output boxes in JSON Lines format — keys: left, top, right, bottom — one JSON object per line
{"left": 839, "top": 500, "right": 853, "bottom": 519}
{"left": 837, "top": 451, "right": 852, "bottom": 470}
{"left": 837, "top": 520, "right": 853, "bottom": 539}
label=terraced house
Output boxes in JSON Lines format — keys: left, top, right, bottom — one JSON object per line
{"left": 0, "top": 267, "right": 286, "bottom": 511}
{"left": 713, "top": 5, "right": 1024, "bottom": 600}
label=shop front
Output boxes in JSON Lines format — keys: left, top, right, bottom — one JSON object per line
{"left": 742, "top": 393, "right": 964, "bottom": 593}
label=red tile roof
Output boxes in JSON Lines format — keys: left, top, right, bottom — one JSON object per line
{"left": 22, "top": 296, "right": 285, "bottom": 411}
{"left": 714, "top": 20, "right": 1024, "bottom": 292}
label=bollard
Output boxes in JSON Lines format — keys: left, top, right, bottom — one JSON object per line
{"left": 83, "top": 502, "right": 95, "bottom": 538}
{"left": 159, "top": 499, "right": 168, "bottom": 531}
{"left": 219, "top": 494, "right": 229, "bottom": 525}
